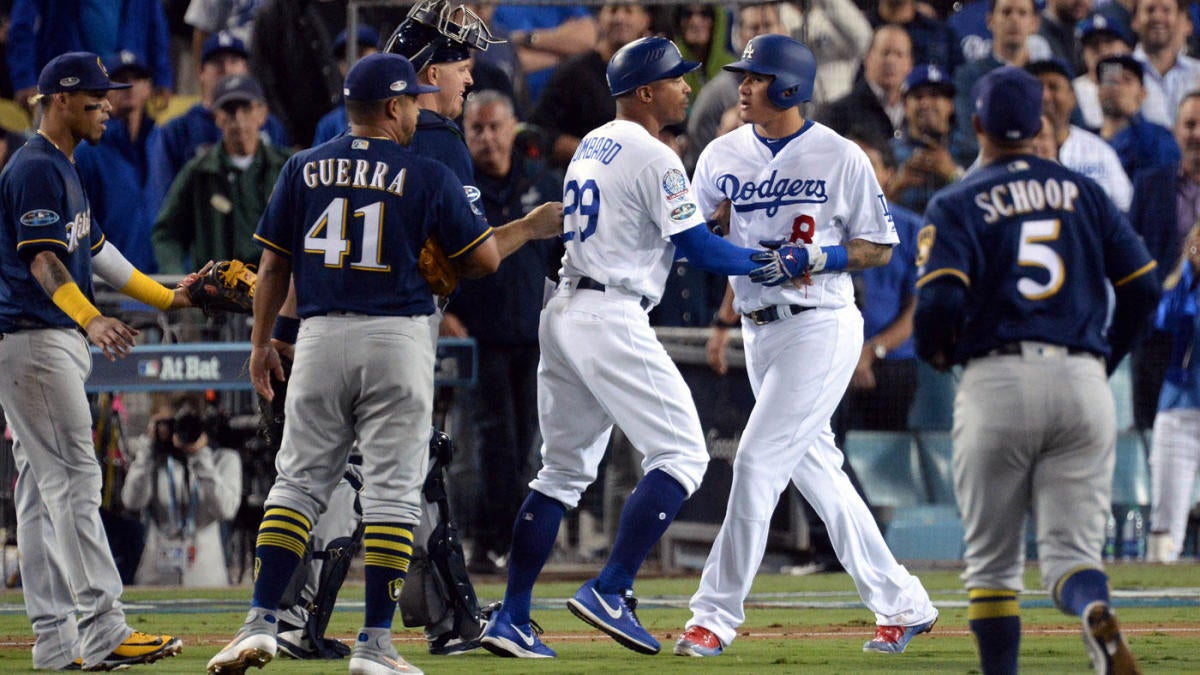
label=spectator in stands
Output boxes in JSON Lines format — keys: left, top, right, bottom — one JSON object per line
{"left": 6, "top": 0, "right": 174, "bottom": 112}
{"left": 1132, "top": 0, "right": 1200, "bottom": 128}
{"left": 493, "top": 1, "right": 598, "bottom": 103}
{"left": 153, "top": 74, "right": 291, "bottom": 273}
{"left": 249, "top": 0, "right": 344, "bottom": 148}
{"left": 952, "top": 0, "right": 1041, "bottom": 164}
{"left": 185, "top": 0, "right": 261, "bottom": 59}
{"left": 75, "top": 51, "right": 160, "bottom": 272}
{"left": 528, "top": 1, "right": 652, "bottom": 167}
{"left": 867, "top": 0, "right": 963, "bottom": 73}
{"left": 788, "top": 0, "right": 873, "bottom": 105}
{"left": 1038, "top": 0, "right": 1093, "bottom": 76}
{"left": 312, "top": 25, "right": 381, "bottom": 146}
{"left": 1032, "top": 112, "right": 1060, "bottom": 158}
{"left": 122, "top": 394, "right": 242, "bottom": 587}
{"left": 145, "top": 31, "right": 288, "bottom": 219}
{"left": 887, "top": 63, "right": 963, "bottom": 214}
{"left": 1095, "top": 0, "right": 1135, "bottom": 43}
{"left": 1127, "top": 93, "right": 1200, "bottom": 432}
{"left": 450, "top": 90, "right": 563, "bottom": 574}
{"left": 673, "top": 4, "right": 736, "bottom": 95}
{"left": 817, "top": 24, "right": 914, "bottom": 142}
{"left": 1096, "top": 54, "right": 1180, "bottom": 179}
{"left": 834, "top": 133, "right": 921, "bottom": 442}
{"left": 1028, "top": 58, "right": 1133, "bottom": 210}
{"left": 1072, "top": 13, "right": 1135, "bottom": 129}
{"left": 1146, "top": 222, "right": 1200, "bottom": 563}
{"left": 687, "top": 2, "right": 789, "bottom": 170}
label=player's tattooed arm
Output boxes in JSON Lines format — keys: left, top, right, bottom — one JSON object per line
{"left": 844, "top": 238, "right": 893, "bottom": 271}
{"left": 29, "top": 250, "right": 74, "bottom": 295}
{"left": 31, "top": 250, "right": 139, "bottom": 360}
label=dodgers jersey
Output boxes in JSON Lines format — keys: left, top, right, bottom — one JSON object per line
{"left": 692, "top": 120, "right": 898, "bottom": 314}
{"left": 559, "top": 119, "right": 708, "bottom": 303}
{"left": 0, "top": 134, "right": 105, "bottom": 332}
{"left": 255, "top": 134, "right": 492, "bottom": 318}
{"left": 917, "top": 154, "right": 1156, "bottom": 361}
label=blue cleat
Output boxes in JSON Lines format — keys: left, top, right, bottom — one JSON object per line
{"left": 863, "top": 610, "right": 939, "bottom": 654}
{"left": 479, "top": 610, "right": 556, "bottom": 658}
{"left": 566, "top": 579, "right": 660, "bottom": 655}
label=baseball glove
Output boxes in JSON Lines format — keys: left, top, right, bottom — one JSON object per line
{"left": 180, "top": 259, "right": 256, "bottom": 315}
{"left": 418, "top": 237, "right": 458, "bottom": 297}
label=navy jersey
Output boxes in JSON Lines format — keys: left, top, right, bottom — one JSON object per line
{"left": 409, "top": 109, "right": 476, "bottom": 190}
{"left": 917, "top": 154, "right": 1156, "bottom": 361}
{"left": 254, "top": 135, "right": 492, "bottom": 318}
{"left": 0, "top": 134, "right": 105, "bottom": 332}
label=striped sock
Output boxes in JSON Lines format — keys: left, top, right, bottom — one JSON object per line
{"left": 252, "top": 506, "right": 311, "bottom": 610}
{"left": 967, "top": 588, "right": 1020, "bottom": 675}
{"left": 1055, "top": 567, "right": 1110, "bottom": 616}
{"left": 363, "top": 522, "right": 416, "bottom": 628}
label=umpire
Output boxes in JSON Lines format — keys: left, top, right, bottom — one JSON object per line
{"left": 913, "top": 66, "right": 1159, "bottom": 675}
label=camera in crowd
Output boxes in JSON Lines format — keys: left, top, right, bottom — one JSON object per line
{"left": 152, "top": 395, "right": 213, "bottom": 460}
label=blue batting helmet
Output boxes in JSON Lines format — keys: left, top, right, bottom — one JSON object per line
{"left": 722, "top": 35, "right": 816, "bottom": 109}
{"left": 607, "top": 36, "right": 700, "bottom": 97}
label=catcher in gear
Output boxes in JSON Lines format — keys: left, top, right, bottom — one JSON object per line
{"left": 180, "top": 259, "right": 256, "bottom": 314}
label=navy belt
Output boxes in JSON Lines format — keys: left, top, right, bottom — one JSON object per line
{"left": 575, "top": 276, "right": 652, "bottom": 310}
{"left": 744, "top": 304, "right": 813, "bottom": 325}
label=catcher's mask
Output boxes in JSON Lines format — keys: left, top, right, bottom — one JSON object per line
{"left": 384, "top": 0, "right": 503, "bottom": 72}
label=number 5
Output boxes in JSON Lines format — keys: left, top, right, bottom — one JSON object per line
{"left": 1016, "top": 218, "right": 1063, "bottom": 300}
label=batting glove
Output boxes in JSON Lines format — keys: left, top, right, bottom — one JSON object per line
{"left": 749, "top": 239, "right": 809, "bottom": 286}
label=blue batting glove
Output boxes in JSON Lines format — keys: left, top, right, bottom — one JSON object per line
{"left": 749, "top": 242, "right": 808, "bottom": 286}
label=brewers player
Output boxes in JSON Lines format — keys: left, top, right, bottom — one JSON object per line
{"left": 914, "top": 66, "right": 1159, "bottom": 675}
{"left": 479, "top": 37, "right": 785, "bottom": 658}
{"left": 675, "top": 35, "right": 939, "bottom": 658}
{"left": 207, "top": 52, "right": 499, "bottom": 675}
{"left": 0, "top": 52, "right": 188, "bottom": 672}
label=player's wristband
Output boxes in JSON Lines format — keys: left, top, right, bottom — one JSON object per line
{"left": 50, "top": 282, "right": 102, "bottom": 329}
{"left": 272, "top": 315, "right": 301, "bottom": 344}
{"left": 806, "top": 244, "right": 848, "bottom": 273}
{"left": 119, "top": 268, "right": 174, "bottom": 310}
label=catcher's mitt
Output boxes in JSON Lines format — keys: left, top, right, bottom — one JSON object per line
{"left": 418, "top": 237, "right": 459, "bottom": 297}
{"left": 181, "top": 259, "right": 256, "bottom": 315}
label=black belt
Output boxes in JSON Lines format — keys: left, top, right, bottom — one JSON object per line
{"left": 744, "top": 304, "right": 813, "bottom": 325}
{"left": 575, "top": 276, "right": 651, "bottom": 310}
{"left": 984, "top": 342, "right": 1098, "bottom": 359}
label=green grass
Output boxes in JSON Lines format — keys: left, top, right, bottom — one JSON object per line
{"left": 0, "top": 564, "right": 1196, "bottom": 673}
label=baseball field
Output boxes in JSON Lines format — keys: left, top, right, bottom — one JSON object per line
{"left": 0, "top": 563, "right": 1196, "bottom": 673}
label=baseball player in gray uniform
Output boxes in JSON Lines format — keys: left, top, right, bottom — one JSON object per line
{"left": 0, "top": 52, "right": 186, "bottom": 671}
{"left": 675, "top": 34, "right": 938, "bottom": 659}
{"left": 914, "top": 66, "right": 1159, "bottom": 675}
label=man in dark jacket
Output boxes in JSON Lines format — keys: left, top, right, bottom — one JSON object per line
{"left": 816, "top": 24, "right": 913, "bottom": 141}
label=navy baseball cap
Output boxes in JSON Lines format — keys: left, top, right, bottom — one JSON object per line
{"left": 103, "top": 49, "right": 152, "bottom": 80}
{"left": 212, "top": 74, "right": 265, "bottom": 109}
{"left": 1025, "top": 58, "right": 1073, "bottom": 81}
{"left": 902, "top": 63, "right": 956, "bottom": 97}
{"left": 37, "top": 51, "right": 132, "bottom": 95}
{"left": 343, "top": 52, "right": 439, "bottom": 101}
{"left": 973, "top": 66, "right": 1044, "bottom": 141}
{"left": 1096, "top": 54, "right": 1144, "bottom": 83}
{"left": 334, "top": 25, "right": 381, "bottom": 59}
{"left": 201, "top": 31, "right": 248, "bottom": 65}
{"left": 1075, "top": 13, "right": 1134, "bottom": 48}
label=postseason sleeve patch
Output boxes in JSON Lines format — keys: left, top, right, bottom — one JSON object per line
{"left": 662, "top": 168, "right": 689, "bottom": 199}
{"left": 20, "top": 209, "right": 61, "bottom": 227}
{"left": 670, "top": 202, "right": 698, "bottom": 221}
{"left": 464, "top": 185, "right": 484, "bottom": 216}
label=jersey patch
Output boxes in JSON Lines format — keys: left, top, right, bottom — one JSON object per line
{"left": 916, "top": 224, "right": 936, "bottom": 270}
{"left": 662, "top": 168, "right": 688, "bottom": 199}
{"left": 20, "top": 209, "right": 60, "bottom": 227}
{"left": 669, "top": 202, "right": 698, "bottom": 222}
{"left": 351, "top": 139, "right": 369, "bottom": 150}
{"left": 464, "top": 185, "right": 484, "bottom": 216}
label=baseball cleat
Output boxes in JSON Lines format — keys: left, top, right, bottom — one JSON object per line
{"left": 1082, "top": 601, "right": 1142, "bottom": 675}
{"left": 480, "top": 610, "right": 556, "bottom": 658}
{"left": 673, "top": 625, "right": 723, "bottom": 657}
{"left": 348, "top": 630, "right": 423, "bottom": 674}
{"left": 566, "top": 578, "right": 660, "bottom": 655}
{"left": 86, "top": 631, "right": 182, "bottom": 671}
{"left": 207, "top": 609, "right": 278, "bottom": 674}
{"left": 863, "top": 610, "right": 938, "bottom": 654}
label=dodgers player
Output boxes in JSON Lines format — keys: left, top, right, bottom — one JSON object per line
{"left": 207, "top": 53, "right": 499, "bottom": 675}
{"left": 914, "top": 67, "right": 1159, "bottom": 675}
{"left": 675, "top": 35, "right": 939, "bottom": 658}
{"left": 0, "top": 52, "right": 186, "bottom": 671}
{"left": 479, "top": 37, "right": 786, "bottom": 659}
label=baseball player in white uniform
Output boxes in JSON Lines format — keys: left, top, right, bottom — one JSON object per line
{"left": 675, "top": 35, "right": 939, "bottom": 658}
{"left": 479, "top": 37, "right": 789, "bottom": 659}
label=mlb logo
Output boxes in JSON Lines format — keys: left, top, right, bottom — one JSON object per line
{"left": 352, "top": 139, "right": 369, "bottom": 150}
{"left": 138, "top": 360, "right": 160, "bottom": 378}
